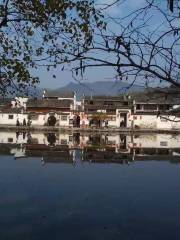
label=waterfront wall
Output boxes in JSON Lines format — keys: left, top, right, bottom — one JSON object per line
{"left": 131, "top": 114, "right": 180, "bottom": 130}
{"left": 0, "top": 113, "right": 28, "bottom": 126}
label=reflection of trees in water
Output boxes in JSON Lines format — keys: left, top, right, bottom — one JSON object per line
{"left": 16, "top": 132, "right": 20, "bottom": 140}
{"left": 16, "top": 131, "right": 26, "bottom": 141}
{"left": 83, "top": 147, "right": 131, "bottom": 164}
{"left": 73, "top": 115, "right": 80, "bottom": 128}
{"left": 120, "top": 134, "right": 126, "bottom": 149}
{"left": 47, "top": 133, "right": 56, "bottom": 146}
{"left": 27, "top": 132, "right": 32, "bottom": 144}
{"left": 89, "top": 134, "right": 107, "bottom": 146}
{"left": 73, "top": 133, "right": 80, "bottom": 145}
{"left": 4, "top": 131, "right": 180, "bottom": 164}
{"left": 23, "top": 132, "right": 26, "bottom": 139}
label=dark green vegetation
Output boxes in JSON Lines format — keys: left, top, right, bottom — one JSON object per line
{"left": 0, "top": 0, "right": 105, "bottom": 95}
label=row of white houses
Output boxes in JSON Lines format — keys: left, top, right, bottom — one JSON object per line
{"left": 0, "top": 89, "right": 180, "bottom": 129}
{"left": 0, "top": 111, "right": 73, "bottom": 127}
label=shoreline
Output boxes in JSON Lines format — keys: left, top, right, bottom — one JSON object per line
{"left": 0, "top": 125, "right": 180, "bottom": 134}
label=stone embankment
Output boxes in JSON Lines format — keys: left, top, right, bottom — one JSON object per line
{"left": 0, "top": 125, "right": 180, "bottom": 134}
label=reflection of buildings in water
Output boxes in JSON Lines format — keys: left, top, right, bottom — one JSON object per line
{"left": 0, "top": 131, "right": 127, "bottom": 149}
{"left": 0, "top": 131, "right": 180, "bottom": 164}
{"left": 0, "top": 131, "right": 75, "bottom": 165}
{"left": 82, "top": 146, "right": 131, "bottom": 164}
{"left": 0, "top": 131, "right": 28, "bottom": 144}
{"left": 86, "top": 134, "right": 127, "bottom": 149}
{"left": 11, "top": 147, "right": 26, "bottom": 159}
{"left": 73, "top": 133, "right": 80, "bottom": 146}
{"left": 127, "top": 134, "right": 180, "bottom": 149}
{"left": 0, "top": 131, "right": 74, "bottom": 147}
{"left": 46, "top": 133, "right": 57, "bottom": 146}
{"left": 126, "top": 134, "right": 180, "bottom": 161}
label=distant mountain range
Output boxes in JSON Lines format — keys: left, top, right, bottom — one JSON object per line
{"left": 52, "top": 81, "right": 144, "bottom": 99}
{"left": 2, "top": 81, "right": 144, "bottom": 99}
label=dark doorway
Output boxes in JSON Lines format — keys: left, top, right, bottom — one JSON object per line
{"left": 73, "top": 115, "right": 80, "bottom": 128}
{"left": 48, "top": 115, "right": 57, "bottom": 126}
{"left": 47, "top": 133, "right": 56, "bottom": 146}
{"left": 120, "top": 113, "right": 127, "bottom": 128}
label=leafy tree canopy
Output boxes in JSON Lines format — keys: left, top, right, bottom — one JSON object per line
{"left": 0, "top": 0, "right": 105, "bottom": 95}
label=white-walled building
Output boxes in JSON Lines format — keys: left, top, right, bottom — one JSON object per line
{"left": 0, "top": 87, "right": 180, "bottom": 130}
{"left": 0, "top": 109, "right": 28, "bottom": 126}
{"left": 130, "top": 89, "right": 180, "bottom": 130}
{"left": 81, "top": 96, "right": 132, "bottom": 128}
{"left": 0, "top": 93, "right": 76, "bottom": 127}
{"left": 25, "top": 90, "right": 77, "bottom": 127}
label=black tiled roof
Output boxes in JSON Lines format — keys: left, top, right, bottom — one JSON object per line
{"left": 132, "top": 88, "right": 180, "bottom": 104}
{"left": 27, "top": 99, "right": 73, "bottom": 108}
{"left": 84, "top": 95, "right": 129, "bottom": 101}
{"left": 0, "top": 107, "right": 24, "bottom": 114}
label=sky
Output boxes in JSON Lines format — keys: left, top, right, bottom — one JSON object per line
{"left": 33, "top": 0, "right": 171, "bottom": 90}
{"left": 32, "top": 0, "right": 147, "bottom": 89}
{"left": 34, "top": 64, "right": 118, "bottom": 89}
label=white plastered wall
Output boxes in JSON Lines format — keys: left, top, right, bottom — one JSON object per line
{"left": 131, "top": 115, "right": 157, "bottom": 129}
{"left": 0, "top": 113, "right": 28, "bottom": 125}
{"left": 157, "top": 116, "right": 180, "bottom": 129}
{"left": 130, "top": 114, "right": 180, "bottom": 129}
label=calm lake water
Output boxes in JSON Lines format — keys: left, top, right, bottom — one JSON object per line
{"left": 0, "top": 131, "right": 180, "bottom": 240}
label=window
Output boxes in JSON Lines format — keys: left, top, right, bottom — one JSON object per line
{"left": 8, "top": 138, "right": 13, "bottom": 143}
{"left": 160, "top": 105, "right": 171, "bottom": 110}
{"left": 136, "top": 104, "right": 141, "bottom": 110}
{"left": 8, "top": 115, "right": 13, "bottom": 119}
{"left": 90, "top": 100, "right": 93, "bottom": 105}
{"left": 159, "top": 105, "right": 165, "bottom": 110}
{"left": 160, "top": 141, "right": 168, "bottom": 146}
{"left": 144, "top": 104, "right": 157, "bottom": 110}
{"left": 69, "top": 136, "right": 73, "bottom": 142}
{"left": 123, "top": 102, "right": 128, "bottom": 106}
{"left": 61, "top": 115, "right": 67, "bottom": 121}
{"left": 97, "top": 109, "right": 106, "bottom": 113}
